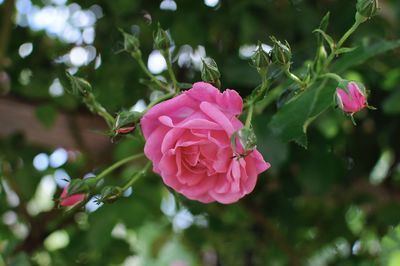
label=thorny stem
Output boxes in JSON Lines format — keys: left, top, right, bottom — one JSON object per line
{"left": 337, "top": 18, "right": 363, "bottom": 50}
{"left": 245, "top": 104, "right": 254, "bottom": 128}
{"left": 121, "top": 161, "right": 151, "bottom": 191}
{"left": 326, "top": 16, "right": 363, "bottom": 66}
{"left": 162, "top": 49, "right": 178, "bottom": 92}
{"left": 284, "top": 69, "right": 305, "bottom": 88}
{"left": 319, "top": 73, "right": 343, "bottom": 82}
{"left": 132, "top": 52, "right": 168, "bottom": 91}
{"left": 95, "top": 153, "right": 145, "bottom": 182}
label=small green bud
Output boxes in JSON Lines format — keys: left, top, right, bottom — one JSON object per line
{"left": 120, "top": 30, "right": 140, "bottom": 53}
{"left": 270, "top": 36, "right": 292, "bottom": 67}
{"left": 314, "top": 45, "right": 328, "bottom": 73}
{"left": 65, "top": 72, "right": 92, "bottom": 96}
{"left": 68, "top": 179, "right": 90, "bottom": 195}
{"left": 112, "top": 111, "right": 141, "bottom": 137}
{"left": 153, "top": 23, "right": 171, "bottom": 51}
{"left": 251, "top": 41, "right": 271, "bottom": 69}
{"left": 238, "top": 127, "right": 257, "bottom": 152}
{"left": 201, "top": 57, "right": 221, "bottom": 85}
{"left": 356, "top": 0, "right": 379, "bottom": 18}
{"left": 99, "top": 186, "right": 123, "bottom": 203}
{"left": 231, "top": 126, "right": 257, "bottom": 158}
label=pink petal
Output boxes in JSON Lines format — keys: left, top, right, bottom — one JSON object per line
{"left": 200, "top": 102, "right": 235, "bottom": 135}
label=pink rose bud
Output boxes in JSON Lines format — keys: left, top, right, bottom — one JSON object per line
{"left": 141, "top": 82, "right": 270, "bottom": 204}
{"left": 60, "top": 184, "right": 85, "bottom": 206}
{"left": 116, "top": 126, "right": 135, "bottom": 134}
{"left": 336, "top": 82, "right": 367, "bottom": 114}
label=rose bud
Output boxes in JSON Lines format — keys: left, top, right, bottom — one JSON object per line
{"left": 335, "top": 81, "right": 367, "bottom": 114}
{"left": 356, "top": 0, "right": 379, "bottom": 18}
{"left": 153, "top": 23, "right": 171, "bottom": 51}
{"left": 116, "top": 126, "right": 135, "bottom": 135}
{"left": 270, "top": 36, "right": 292, "bottom": 67}
{"left": 201, "top": 57, "right": 221, "bottom": 87}
{"left": 60, "top": 184, "right": 85, "bottom": 207}
{"left": 250, "top": 41, "right": 271, "bottom": 70}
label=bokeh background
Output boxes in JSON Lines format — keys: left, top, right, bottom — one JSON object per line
{"left": 1, "top": 0, "right": 400, "bottom": 265}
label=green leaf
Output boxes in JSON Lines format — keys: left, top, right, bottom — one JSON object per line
{"left": 313, "top": 29, "right": 335, "bottom": 52}
{"left": 35, "top": 105, "right": 57, "bottom": 128}
{"left": 268, "top": 80, "right": 337, "bottom": 148}
{"left": 316, "top": 12, "right": 330, "bottom": 46}
{"left": 381, "top": 224, "right": 400, "bottom": 266}
{"left": 332, "top": 38, "right": 400, "bottom": 73}
{"left": 335, "top": 47, "right": 357, "bottom": 55}
{"left": 319, "top": 12, "right": 330, "bottom": 32}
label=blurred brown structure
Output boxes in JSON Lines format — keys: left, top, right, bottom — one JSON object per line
{"left": 0, "top": 96, "right": 111, "bottom": 157}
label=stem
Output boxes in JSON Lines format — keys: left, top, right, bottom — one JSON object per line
{"left": 245, "top": 104, "right": 254, "bottom": 128}
{"left": 337, "top": 19, "right": 362, "bottom": 49}
{"left": 284, "top": 69, "right": 304, "bottom": 87}
{"left": 319, "top": 73, "right": 342, "bottom": 82}
{"left": 95, "top": 153, "right": 145, "bottom": 181}
{"left": 121, "top": 161, "right": 151, "bottom": 191}
{"left": 84, "top": 94, "right": 115, "bottom": 127}
{"left": 132, "top": 52, "right": 168, "bottom": 91}
{"left": 94, "top": 105, "right": 115, "bottom": 127}
{"left": 162, "top": 49, "right": 178, "bottom": 92}
{"left": 142, "top": 92, "right": 175, "bottom": 114}
{"left": 326, "top": 17, "right": 363, "bottom": 65}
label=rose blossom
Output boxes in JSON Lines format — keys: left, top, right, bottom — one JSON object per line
{"left": 141, "top": 82, "right": 270, "bottom": 204}
{"left": 336, "top": 82, "right": 367, "bottom": 114}
{"left": 60, "top": 184, "right": 85, "bottom": 206}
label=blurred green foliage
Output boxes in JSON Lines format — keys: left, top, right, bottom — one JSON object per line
{"left": 1, "top": 0, "right": 400, "bottom": 265}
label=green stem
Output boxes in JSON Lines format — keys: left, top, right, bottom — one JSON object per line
{"left": 162, "top": 49, "right": 178, "bottom": 92}
{"left": 95, "top": 153, "right": 145, "bottom": 181}
{"left": 142, "top": 92, "right": 175, "bottom": 114}
{"left": 326, "top": 17, "right": 363, "bottom": 64}
{"left": 84, "top": 94, "right": 115, "bottom": 127}
{"left": 245, "top": 104, "right": 254, "bottom": 128}
{"left": 284, "top": 69, "right": 304, "bottom": 87}
{"left": 94, "top": 106, "right": 115, "bottom": 128}
{"left": 121, "top": 161, "right": 151, "bottom": 191}
{"left": 337, "top": 19, "right": 362, "bottom": 49}
{"left": 319, "top": 73, "right": 343, "bottom": 82}
{"left": 132, "top": 52, "right": 168, "bottom": 91}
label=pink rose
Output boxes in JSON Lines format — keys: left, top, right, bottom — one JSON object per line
{"left": 141, "top": 82, "right": 270, "bottom": 204}
{"left": 60, "top": 184, "right": 85, "bottom": 206}
{"left": 336, "top": 82, "right": 367, "bottom": 113}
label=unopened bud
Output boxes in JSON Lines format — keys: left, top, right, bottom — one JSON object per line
{"left": 356, "top": 0, "right": 379, "bottom": 18}
{"left": 67, "top": 179, "right": 90, "bottom": 195}
{"left": 314, "top": 45, "right": 328, "bottom": 73}
{"left": 238, "top": 127, "right": 257, "bottom": 152}
{"left": 113, "top": 111, "right": 141, "bottom": 136}
{"left": 65, "top": 72, "right": 92, "bottom": 96}
{"left": 120, "top": 30, "right": 140, "bottom": 54}
{"left": 99, "top": 186, "right": 123, "bottom": 203}
{"left": 251, "top": 41, "right": 271, "bottom": 69}
{"left": 270, "top": 36, "right": 292, "bottom": 67}
{"left": 335, "top": 81, "right": 367, "bottom": 114}
{"left": 201, "top": 57, "right": 221, "bottom": 86}
{"left": 154, "top": 23, "right": 171, "bottom": 51}
{"left": 60, "top": 184, "right": 85, "bottom": 207}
